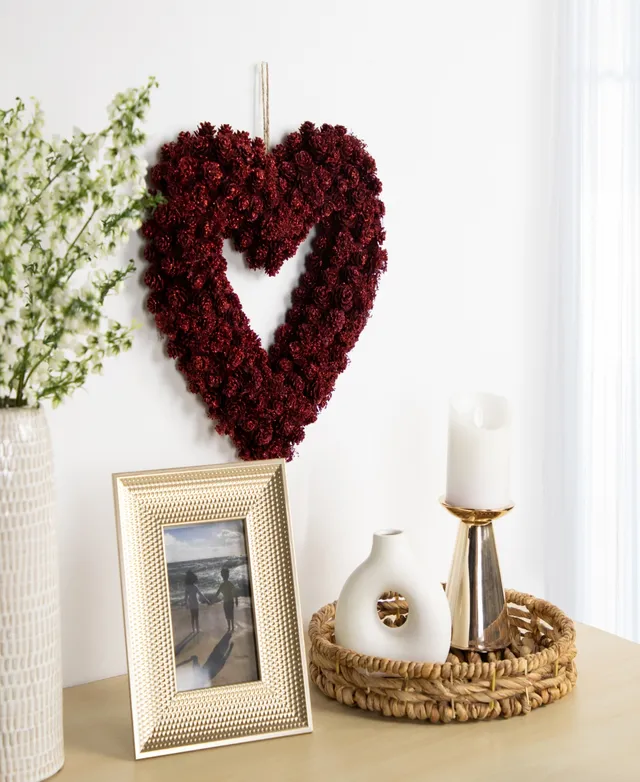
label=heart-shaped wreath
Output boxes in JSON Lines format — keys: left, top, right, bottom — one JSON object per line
{"left": 142, "top": 121, "right": 387, "bottom": 460}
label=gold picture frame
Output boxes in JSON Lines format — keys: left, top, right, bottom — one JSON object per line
{"left": 113, "top": 459, "right": 312, "bottom": 759}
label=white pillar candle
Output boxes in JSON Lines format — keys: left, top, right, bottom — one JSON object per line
{"left": 445, "top": 392, "right": 512, "bottom": 510}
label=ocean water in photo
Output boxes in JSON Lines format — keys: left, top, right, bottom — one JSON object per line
{"left": 167, "top": 556, "right": 251, "bottom": 608}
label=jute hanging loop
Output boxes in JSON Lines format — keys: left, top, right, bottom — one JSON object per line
{"left": 260, "top": 61, "right": 270, "bottom": 151}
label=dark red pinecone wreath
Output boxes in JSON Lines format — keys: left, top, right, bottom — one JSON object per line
{"left": 142, "top": 121, "right": 387, "bottom": 461}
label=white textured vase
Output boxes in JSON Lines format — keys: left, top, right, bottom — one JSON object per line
{"left": 0, "top": 408, "right": 64, "bottom": 782}
{"left": 334, "top": 529, "right": 451, "bottom": 663}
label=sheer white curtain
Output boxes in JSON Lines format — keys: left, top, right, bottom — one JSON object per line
{"left": 548, "top": 0, "right": 640, "bottom": 640}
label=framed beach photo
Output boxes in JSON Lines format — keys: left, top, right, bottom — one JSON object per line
{"left": 165, "top": 518, "right": 260, "bottom": 692}
{"left": 113, "top": 460, "right": 312, "bottom": 759}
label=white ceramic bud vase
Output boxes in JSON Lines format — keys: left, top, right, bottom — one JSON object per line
{"left": 0, "top": 408, "right": 64, "bottom": 782}
{"left": 334, "top": 529, "right": 451, "bottom": 663}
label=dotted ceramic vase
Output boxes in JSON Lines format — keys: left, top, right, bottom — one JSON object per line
{"left": 0, "top": 408, "right": 64, "bottom": 782}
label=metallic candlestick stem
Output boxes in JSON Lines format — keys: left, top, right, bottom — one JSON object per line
{"left": 441, "top": 498, "right": 514, "bottom": 652}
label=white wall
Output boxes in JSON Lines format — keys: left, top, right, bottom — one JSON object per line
{"left": 0, "top": 0, "right": 553, "bottom": 686}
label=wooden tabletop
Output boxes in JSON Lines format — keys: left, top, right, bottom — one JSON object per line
{"left": 59, "top": 624, "right": 639, "bottom": 782}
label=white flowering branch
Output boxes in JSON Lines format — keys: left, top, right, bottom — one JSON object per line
{"left": 0, "top": 77, "right": 161, "bottom": 408}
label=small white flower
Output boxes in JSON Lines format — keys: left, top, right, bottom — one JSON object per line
{"left": 5, "top": 234, "right": 20, "bottom": 255}
{"left": 32, "top": 363, "right": 49, "bottom": 384}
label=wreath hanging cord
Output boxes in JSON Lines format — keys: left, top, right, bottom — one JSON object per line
{"left": 260, "top": 61, "right": 270, "bottom": 151}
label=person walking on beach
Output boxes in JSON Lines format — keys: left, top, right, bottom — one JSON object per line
{"left": 214, "top": 567, "right": 239, "bottom": 633}
{"left": 184, "top": 570, "right": 210, "bottom": 634}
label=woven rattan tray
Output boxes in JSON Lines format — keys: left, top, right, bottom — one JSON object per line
{"left": 309, "top": 589, "right": 577, "bottom": 722}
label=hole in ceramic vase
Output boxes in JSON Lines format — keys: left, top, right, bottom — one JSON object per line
{"left": 377, "top": 591, "right": 409, "bottom": 628}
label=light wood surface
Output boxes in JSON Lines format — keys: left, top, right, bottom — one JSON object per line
{"left": 59, "top": 624, "right": 639, "bottom": 782}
